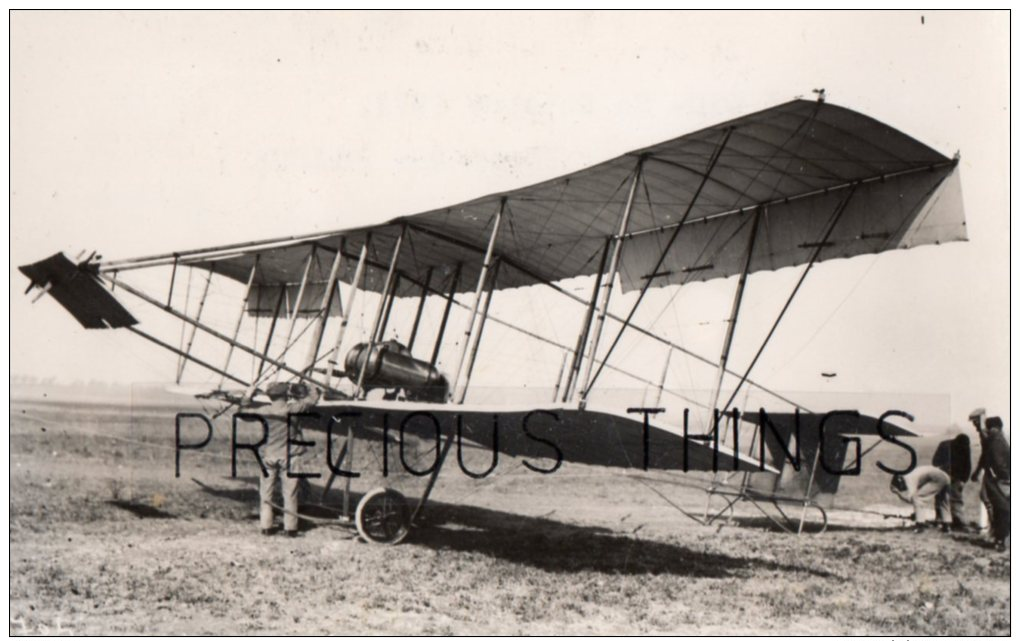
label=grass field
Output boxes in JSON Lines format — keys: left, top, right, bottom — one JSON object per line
{"left": 9, "top": 397, "right": 1010, "bottom": 635}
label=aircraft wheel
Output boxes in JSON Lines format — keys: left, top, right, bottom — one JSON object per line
{"left": 355, "top": 487, "right": 411, "bottom": 545}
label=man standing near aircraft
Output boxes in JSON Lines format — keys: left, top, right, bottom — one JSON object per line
{"left": 932, "top": 433, "right": 972, "bottom": 531}
{"left": 972, "top": 415, "right": 1010, "bottom": 552}
{"left": 968, "top": 408, "right": 993, "bottom": 533}
{"left": 258, "top": 381, "right": 322, "bottom": 537}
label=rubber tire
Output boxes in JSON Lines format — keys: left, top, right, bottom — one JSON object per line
{"left": 355, "top": 487, "right": 411, "bottom": 545}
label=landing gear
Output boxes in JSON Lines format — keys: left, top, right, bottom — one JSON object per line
{"left": 347, "top": 435, "right": 454, "bottom": 545}
{"left": 355, "top": 487, "right": 411, "bottom": 545}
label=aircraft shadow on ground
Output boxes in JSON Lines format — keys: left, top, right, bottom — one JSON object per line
{"left": 191, "top": 478, "right": 834, "bottom": 578}
{"left": 106, "top": 499, "right": 176, "bottom": 519}
{"left": 414, "top": 502, "right": 837, "bottom": 578}
{"left": 721, "top": 514, "right": 902, "bottom": 535}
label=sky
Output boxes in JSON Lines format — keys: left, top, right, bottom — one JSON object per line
{"left": 9, "top": 10, "right": 1010, "bottom": 431}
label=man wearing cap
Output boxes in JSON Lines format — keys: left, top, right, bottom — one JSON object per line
{"left": 969, "top": 408, "right": 993, "bottom": 532}
{"left": 973, "top": 415, "right": 1010, "bottom": 551}
{"left": 257, "top": 381, "right": 322, "bottom": 537}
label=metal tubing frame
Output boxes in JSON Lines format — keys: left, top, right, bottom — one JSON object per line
{"left": 411, "top": 436, "right": 455, "bottom": 524}
{"left": 220, "top": 257, "right": 260, "bottom": 387}
{"left": 551, "top": 349, "right": 569, "bottom": 403}
{"left": 737, "top": 422, "right": 762, "bottom": 496}
{"left": 110, "top": 277, "right": 341, "bottom": 394}
{"left": 250, "top": 285, "right": 263, "bottom": 380}
{"left": 562, "top": 237, "right": 611, "bottom": 402}
{"left": 319, "top": 439, "right": 348, "bottom": 502}
{"left": 354, "top": 227, "right": 406, "bottom": 398}
{"left": 343, "top": 423, "right": 355, "bottom": 519}
{"left": 719, "top": 185, "right": 860, "bottom": 414}
{"left": 430, "top": 263, "right": 462, "bottom": 368}
{"left": 274, "top": 247, "right": 316, "bottom": 381}
{"left": 304, "top": 245, "right": 345, "bottom": 374}
{"left": 578, "top": 159, "right": 644, "bottom": 405}
{"left": 405, "top": 220, "right": 803, "bottom": 410}
{"left": 256, "top": 286, "right": 287, "bottom": 379}
{"left": 456, "top": 259, "right": 501, "bottom": 403}
{"left": 176, "top": 265, "right": 214, "bottom": 384}
{"left": 375, "top": 273, "right": 401, "bottom": 344}
{"left": 249, "top": 250, "right": 704, "bottom": 408}
{"left": 323, "top": 247, "right": 704, "bottom": 407}
{"left": 448, "top": 200, "right": 504, "bottom": 400}
{"left": 325, "top": 236, "right": 370, "bottom": 388}
{"left": 101, "top": 230, "right": 339, "bottom": 273}
{"left": 128, "top": 326, "right": 249, "bottom": 387}
{"left": 708, "top": 206, "right": 762, "bottom": 417}
{"left": 166, "top": 254, "right": 179, "bottom": 307}
{"left": 406, "top": 267, "right": 433, "bottom": 353}
{"left": 798, "top": 446, "right": 823, "bottom": 535}
{"left": 584, "top": 130, "right": 733, "bottom": 393}
{"left": 174, "top": 265, "right": 193, "bottom": 379}
{"left": 406, "top": 220, "right": 807, "bottom": 411}
{"left": 652, "top": 348, "right": 671, "bottom": 408}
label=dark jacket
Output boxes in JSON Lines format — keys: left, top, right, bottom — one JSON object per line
{"left": 977, "top": 429, "right": 1010, "bottom": 482}
{"left": 932, "top": 434, "right": 972, "bottom": 482}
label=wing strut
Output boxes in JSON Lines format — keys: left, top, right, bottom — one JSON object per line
{"left": 652, "top": 348, "right": 671, "bottom": 408}
{"left": 458, "top": 258, "right": 502, "bottom": 403}
{"left": 562, "top": 237, "right": 610, "bottom": 402}
{"left": 376, "top": 273, "right": 402, "bottom": 343}
{"left": 719, "top": 184, "right": 859, "bottom": 415}
{"left": 405, "top": 267, "right": 433, "bottom": 354}
{"left": 166, "top": 254, "right": 179, "bottom": 307}
{"left": 304, "top": 243, "right": 345, "bottom": 375}
{"left": 408, "top": 219, "right": 808, "bottom": 411}
{"left": 702, "top": 209, "right": 761, "bottom": 520}
{"left": 578, "top": 158, "right": 644, "bottom": 407}
{"left": 220, "top": 256, "right": 260, "bottom": 387}
{"left": 325, "top": 235, "right": 370, "bottom": 388}
{"left": 551, "top": 349, "right": 570, "bottom": 402}
{"left": 449, "top": 199, "right": 504, "bottom": 403}
{"left": 410, "top": 436, "right": 455, "bottom": 525}
{"left": 583, "top": 127, "right": 733, "bottom": 397}
{"left": 109, "top": 276, "right": 342, "bottom": 394}
{"left": 256, "top": 286, "right": 286, "bottom": 381}
{"left": 707, "top": 206, "right": 762, "bottom": 416}
{"left": 429, "top": 263, "right": 462, "bottom": 368}
{"left": 128, "top": 326, "right": 248, "bottom": 387}
{"left": 176, "top": 266, "right": 213, "bottom": 384}
{"left": 274, "top": 247, "right": 316, "bottom": 382}
{"left": 354, "top": 226, "right": 406, "bottom": 398}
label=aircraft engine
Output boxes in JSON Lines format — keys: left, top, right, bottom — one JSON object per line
{"left": 344, "top": 341, "right": 448, "bottom": 402}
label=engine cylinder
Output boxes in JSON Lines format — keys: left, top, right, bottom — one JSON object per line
{"left": 344, "top": 341, "right": 448, "bottom": 402}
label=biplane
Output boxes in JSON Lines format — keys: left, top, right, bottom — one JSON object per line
{"left": 20, "top": 96, "right": 965, "bottom": 543}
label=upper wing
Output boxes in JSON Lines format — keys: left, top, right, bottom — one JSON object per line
{"left": 101, "top": 99, "right": 966, "bottom": 311}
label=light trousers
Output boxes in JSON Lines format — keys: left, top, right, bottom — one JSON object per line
{"left": 259, "top": 459, "right": 300, "bottom": 532}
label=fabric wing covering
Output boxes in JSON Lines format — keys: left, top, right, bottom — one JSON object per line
{"left": 184, "top": 99, "right": 966, "bottom": 313}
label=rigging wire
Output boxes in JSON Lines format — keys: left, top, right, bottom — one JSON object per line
{"left": 718, "top": 186, "right": 858, "bottom": 415}
{"left": 591, "top": 104, "right": 825, "bottom": 410}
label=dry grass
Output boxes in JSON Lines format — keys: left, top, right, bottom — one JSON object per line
{"left": 9, "top": 399, "right": 1010, "bottom": 635}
